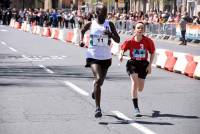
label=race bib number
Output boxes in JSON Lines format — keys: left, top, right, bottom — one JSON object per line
{"left": 132, "top": 49, "right": 146, "bottom": 59}
{"left": 90, "top": 35, "right": 108, "bottom": 47}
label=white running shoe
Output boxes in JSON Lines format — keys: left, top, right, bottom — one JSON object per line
{"left": 134, "top": 108, "right": 142, "bottom": 117}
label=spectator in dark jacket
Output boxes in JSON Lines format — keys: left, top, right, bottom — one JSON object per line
{"left": 179, "top": 13, "right": 188, "bottom": 45}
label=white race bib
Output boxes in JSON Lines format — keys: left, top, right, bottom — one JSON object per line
{"left": 91, "top": 35, "right": 108, "bottom": 47}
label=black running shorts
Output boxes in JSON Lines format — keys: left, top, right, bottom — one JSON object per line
{"left": 126, "top": 59, "right": 149, "bottom": 79}
{"left": 85, "top": 58, "right": 112, "bottom": 69}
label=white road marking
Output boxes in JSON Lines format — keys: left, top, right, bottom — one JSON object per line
{"left": 63, "top": 81, "right": 89, "bottom": 96}
{"left": 0, "top": 29, "right": 8, "bottom": 32}
{"left": 38, "top": 65, "right": 54, "bottom": 74}
{"left": 9, "top": 47, "right": 17, "bottom": 52}
{"left": 112, "top": 111, "right": 157, "bottom": 134}
{"left": 1, "top": 41, "right": 7, "bottom": 45}
{"left": 43, "top": 57, "right": 50, "bottom": 60}
{"left": 22, "top": 55, "right": 32, "bottom": 61}
{"left": 51, "top": 56, "right": 63, "bottom": 60}
{"left": 61, "top": 55, "right": 67, "bottom": 58}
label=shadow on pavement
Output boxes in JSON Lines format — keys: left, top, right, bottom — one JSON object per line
{"left": 150, "top": 110, "right": 199, "bottom": 119}
{"left": 0, "top": 65, "right": 129, "bottom": 80}
{"left": 98, "top": 114, "right": 173, "bottom": 126}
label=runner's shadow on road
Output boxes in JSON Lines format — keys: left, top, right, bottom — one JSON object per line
{"left": 148, "top": 110, "right": 199, "bottom": 119}
{"left": 98, "top": 114, "right": 173, "bottom": 126}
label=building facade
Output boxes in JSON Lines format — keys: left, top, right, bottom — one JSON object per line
{"left": 6, "top": 0, "right": 200, "bottom": 16}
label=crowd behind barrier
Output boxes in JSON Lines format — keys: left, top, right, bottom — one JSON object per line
{"left": 113, "top": 20, "right": 200, "bottom": 42}
{"left": 1, "top": 7, "right": 200, "bottom": 42}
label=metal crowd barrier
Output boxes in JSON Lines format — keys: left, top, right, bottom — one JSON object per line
{"left": 114, "top": 20, "right": 199, "bottom": 41}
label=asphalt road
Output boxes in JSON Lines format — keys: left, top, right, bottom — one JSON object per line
{"left": 0, "top": 25, "right": 200, "bottom": 134}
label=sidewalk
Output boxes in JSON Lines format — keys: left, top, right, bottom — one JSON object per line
{"left": 118, "top": 32, "right": 200, "bottom": 47}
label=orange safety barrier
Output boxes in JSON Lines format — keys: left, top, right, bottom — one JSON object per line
{"left": 184, "top": 61, "right": 197, "bottom": 78}
{"left": 42, "top": 27, "right": 51, "bottom": 37}
{"left": 32, "top": 25, "right": 37, "bottom": 34}
{"left": 53, "top": 29, "right": 60, "bottom": 40}
{"left": 164, "top": 56, "right": 177, "bottom": 71}
{"left": 155, "top": 49, "right": 173, "bottom": 68}
{"left": 163, "top": 50, "right": 175, "bottom": 71}
{"left": 173, "top": 53, "right": 193, "bottom": 74}
{"left": 65, "top": 32, "right": 74, "bottom": 42}
{"left": 36, "top": 26, "right": 43, "bottom": 36}
{"left": 183, "top": 55, "right": 197, "bottom": 78}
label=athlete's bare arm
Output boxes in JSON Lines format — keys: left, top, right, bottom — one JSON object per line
{"left": 119, "top": 50, "right": 125, "bottom": 62}
{"left": 109, "top": 21, "right": 120, "bottom": 43}
{"left": 79, "top": 22, "right": 92, "bottom": 47}
{"left": 80, "top": 22, "right": 91, "bottom": 42}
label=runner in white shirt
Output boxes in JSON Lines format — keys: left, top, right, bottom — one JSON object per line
{"left": 79, "top": 3, "right": 120, "bottom": 118}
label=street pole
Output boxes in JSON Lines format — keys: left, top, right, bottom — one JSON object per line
{"left": 174, "top": 0, "right": 177, "bottom": 15}
{"left": 22, "top": 0, "right": 24, "bottom": 10}
{"left": 182, "top": 0, "right": 187, "bottom": 14}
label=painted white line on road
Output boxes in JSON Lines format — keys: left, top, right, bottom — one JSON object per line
{"left": 112, "top": 111, "right": 157, "bottom": 134}
{"left": 9, "top": 47, "right": 17, "bottom": 52}
{"left": 63, "top": 81, "right": 89, "bottom": 96}
{"left": 50, "top": 56, "right": 63, "bottom": 60}
{"left": 1, "top": 41, "right": 7, "bottom": 45}
{"left": 0, "top": 29, "right": 8, "bottom": 32}
{"left": 38, "top": 65, "right": 54, "bottom": 74}
{"left": 22, "top": 55, "right": 32, "bottom": 61}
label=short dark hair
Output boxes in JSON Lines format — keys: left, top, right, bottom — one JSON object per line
{"left": 95, "top": 3, "right": 107, "bottom": 15}
{"left": 136, "top": 21, "right": 144, "bottom": 25}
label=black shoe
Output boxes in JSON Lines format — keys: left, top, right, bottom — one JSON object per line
{"left": 92, "top": 92, "right": 95, "bottom": 99}
{"left": 179, "top": 42, "right": 184, "bottom": 45}
{"left": 183, "top": 41, "right": 187, "bottom": 45}
{"left": 95, "top": 108, "right": 102, "bottom": 118}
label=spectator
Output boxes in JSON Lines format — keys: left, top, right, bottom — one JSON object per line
{"left": 193, "top": 11, "right": 200, "bottom": 24}
{"left": 179, "top": 13, "right": 188, "bottom": 45}
{"left": 51, "top": 9, "right": 58, "bottom": 27}
{"left": 69, "top": 12, "right": 75, "bottom": 28}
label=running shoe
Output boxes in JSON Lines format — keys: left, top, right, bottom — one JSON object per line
{"left": 95, "top": 108, "right": 102, "bottom": 118}
{"left": 134, "top": 108, "right": 142, "bottom": 117}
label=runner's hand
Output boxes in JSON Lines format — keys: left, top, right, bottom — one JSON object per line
{"left": 104, "top": 28, "right": 112, "bottom": 37}
{"left": 146, "top": 64, "right": 152, "bottom": 74}
{"left": 79, "top": 41, "right": 85, "bottom": 47}
{"left": 118, "top": 54, "right": 123, "bottom": 62}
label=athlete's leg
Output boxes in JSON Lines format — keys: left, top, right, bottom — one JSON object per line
{"left": 138, "top": 78, "right": 145, "bottom": 92}
{"left": 91, "top": 64, "right": 105, "bottom": 108}
{"left": 130, "top": 73, "right": 142, "bottom": 117}
{"left": 130, "top": 73, "right": 139, "bottom": 98}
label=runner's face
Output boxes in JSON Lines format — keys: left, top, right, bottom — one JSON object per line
{"left": 134, "top": 23, "right": 145, "bottom": 35}
{"left": 96, "top": 6, "right": 107, "bottom": 24}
